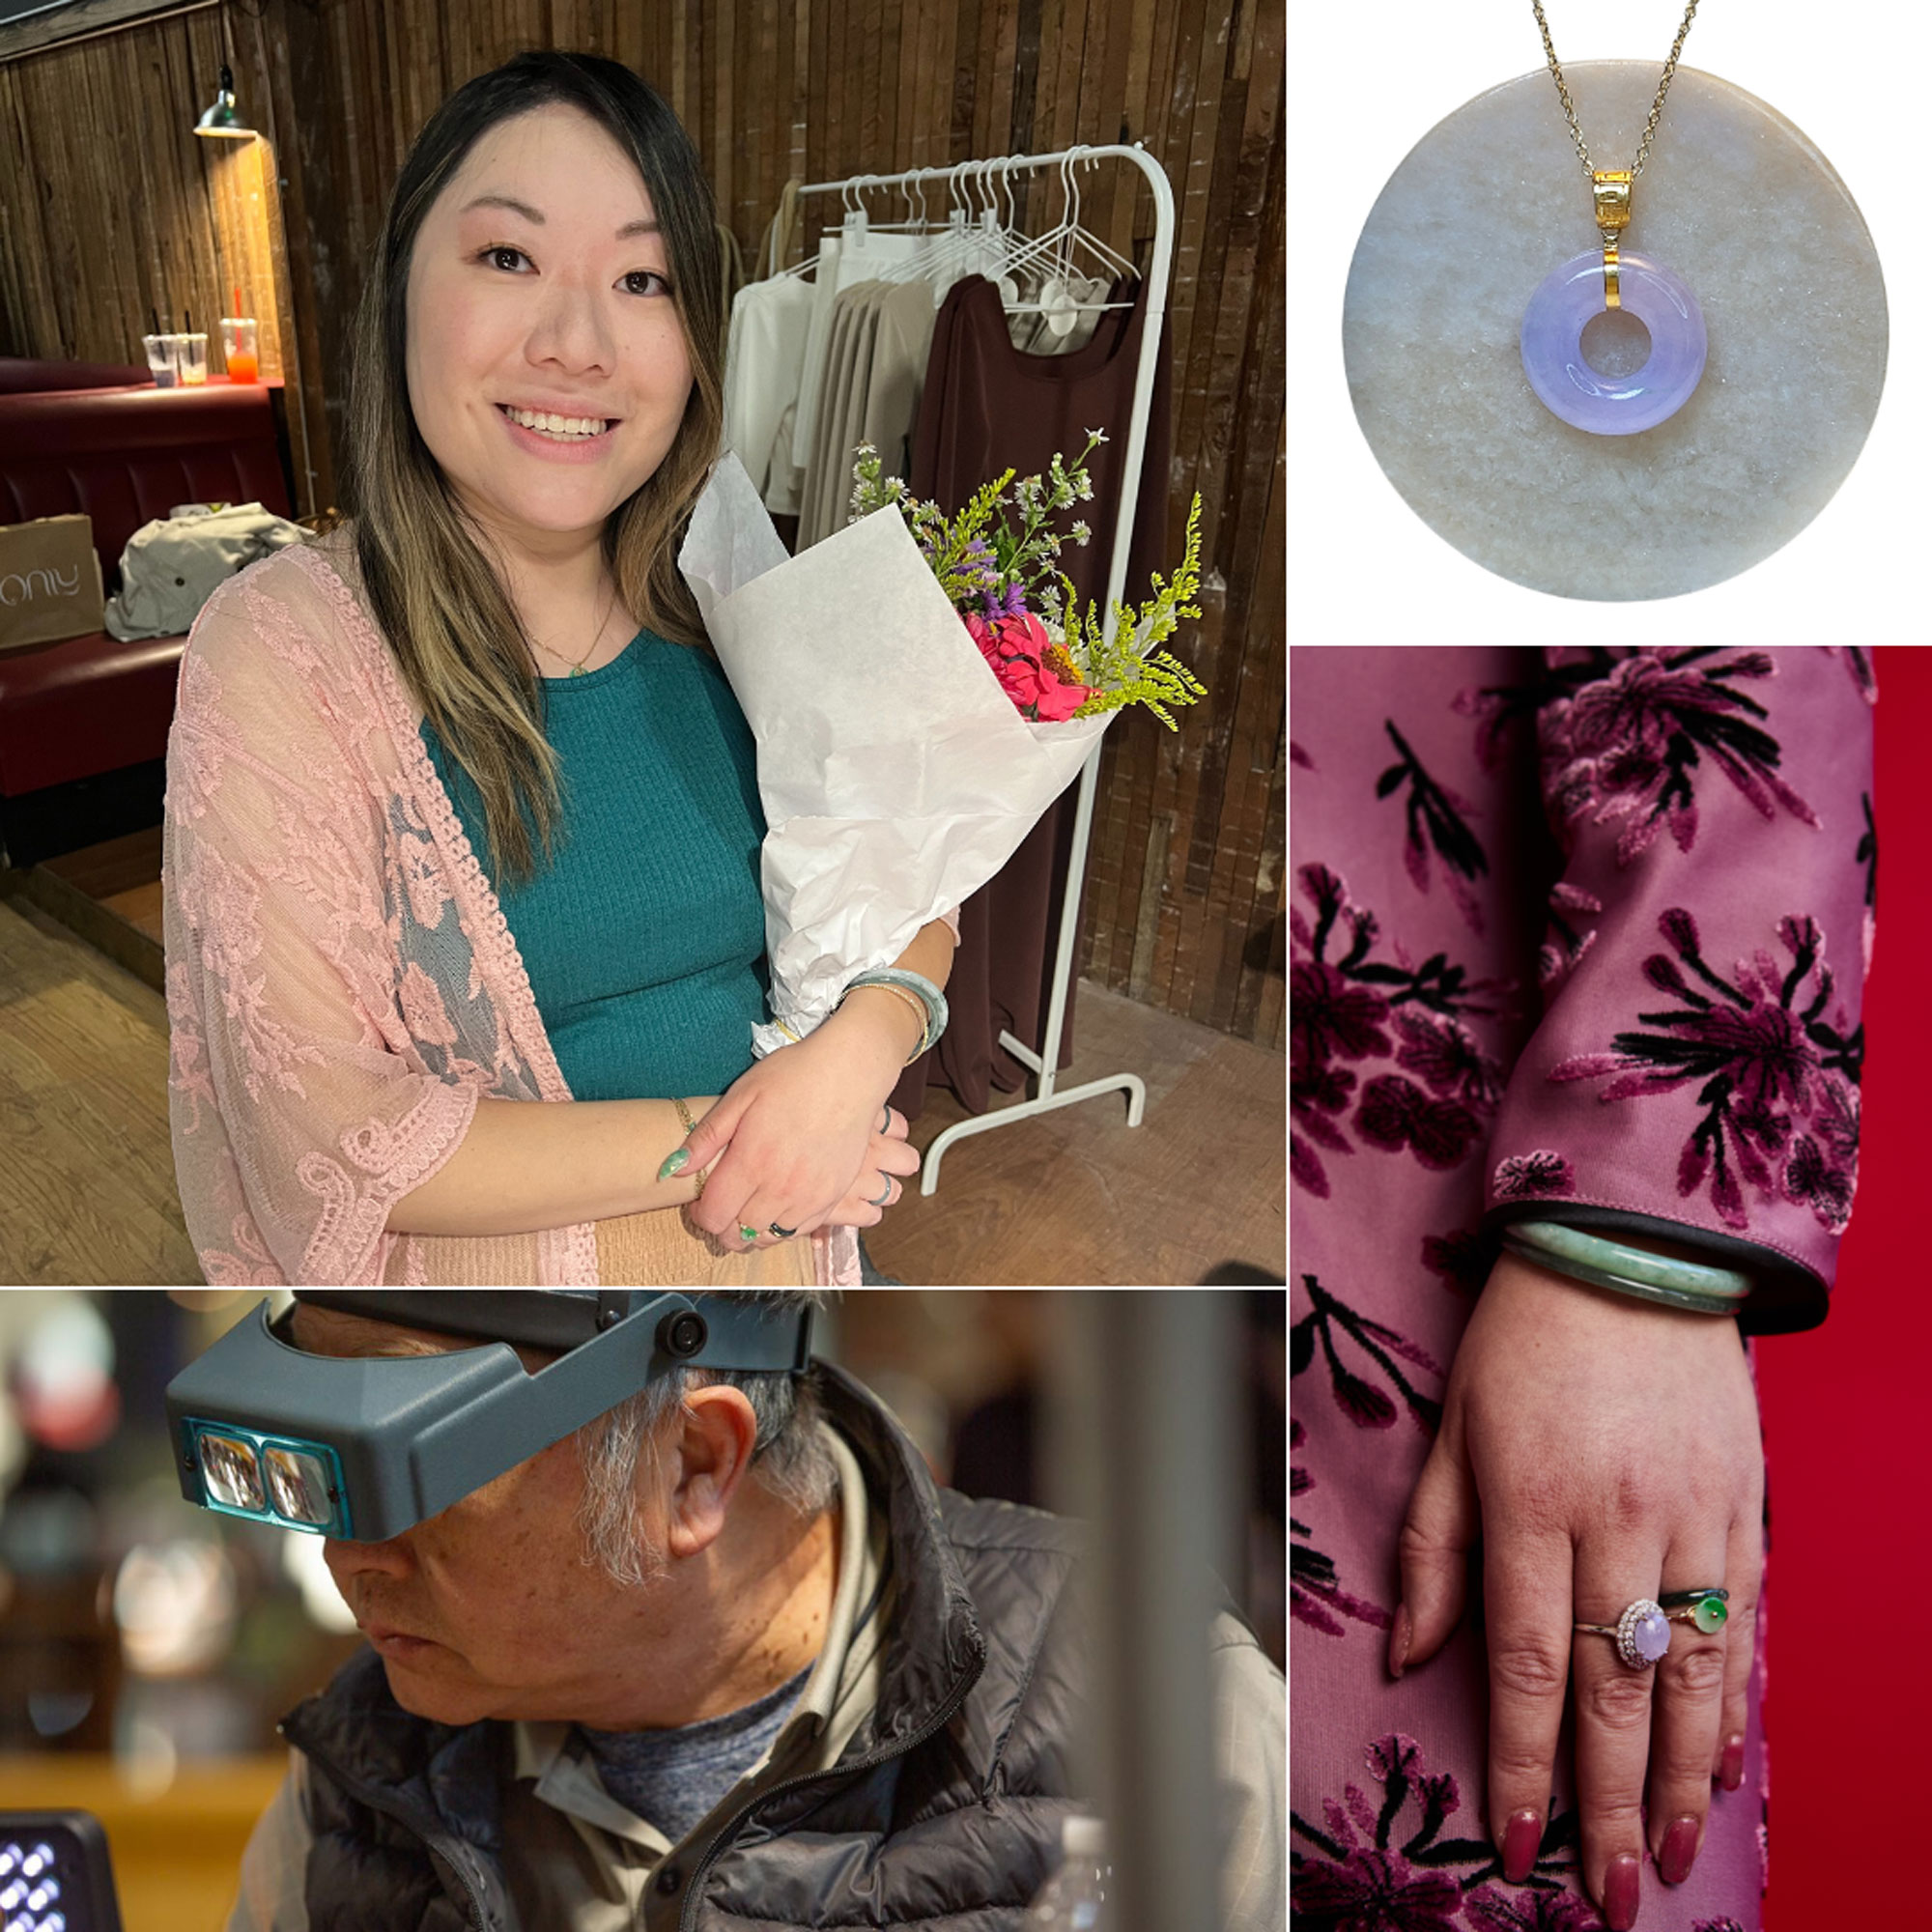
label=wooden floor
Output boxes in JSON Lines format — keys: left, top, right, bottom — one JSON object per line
{"left": 0, "top": 830, "right": 1285, "bottom": 1287}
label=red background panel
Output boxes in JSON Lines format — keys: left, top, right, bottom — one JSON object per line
{"left": 1755, "top": 644, "right": 1929, "bottom": 1927}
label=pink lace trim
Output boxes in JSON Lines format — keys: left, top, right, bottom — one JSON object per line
{"left": 287, "top": 544, "right": 601, "bottom": 1286}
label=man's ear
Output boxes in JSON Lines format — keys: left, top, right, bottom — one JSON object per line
{"left": 663, "top": 1383, "right": 760, "bottom": 1561}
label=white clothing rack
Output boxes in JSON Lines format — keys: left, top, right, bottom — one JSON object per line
{"left": 792, "top": 143, "right": 1177, "bottom": 1197}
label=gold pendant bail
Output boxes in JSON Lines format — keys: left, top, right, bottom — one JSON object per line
{"left": 1593, "top": 169, "right": 1633, "bottom": 309}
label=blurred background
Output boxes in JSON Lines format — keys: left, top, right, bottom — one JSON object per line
{"left": 0, "top": 1288, "right": 1285, "bottom": 1932}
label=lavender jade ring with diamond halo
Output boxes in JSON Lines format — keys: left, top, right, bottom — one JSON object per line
{"left": 1577, "top": 1590, "right": 1729, "bottom": 1669}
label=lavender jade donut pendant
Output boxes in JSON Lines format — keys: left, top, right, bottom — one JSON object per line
{"left": 1520, "top": 251, "right": 1707, "bottom": 435}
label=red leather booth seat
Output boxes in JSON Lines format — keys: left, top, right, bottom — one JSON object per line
{"left": 0, "top": 382, "right": 292, "bottom": 799}
{"left": 0, "top": 355, "right": 150, "bottom": 395}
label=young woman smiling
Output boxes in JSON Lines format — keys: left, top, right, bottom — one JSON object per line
{"left": 162, "top": 52, "right": 954, "bottom": 1286}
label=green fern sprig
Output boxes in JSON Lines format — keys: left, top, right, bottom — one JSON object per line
{"left": 1063, "top": 492, "right": 1208, "bottom": 730}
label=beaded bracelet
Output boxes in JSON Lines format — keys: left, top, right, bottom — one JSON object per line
{"left": 1501, "top": 1218, "right": 1752, "bottom": 1316}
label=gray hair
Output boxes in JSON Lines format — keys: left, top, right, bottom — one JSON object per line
{"left": 572, "top": 1292, "right": 836, "bottom": 1588}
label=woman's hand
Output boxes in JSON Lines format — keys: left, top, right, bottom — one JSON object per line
{"left": 1394, "top": 1251, "right": 1763, "bottom": 1931}
{"left": 669, "top": 1030, "right": 919, "bottom": 1252}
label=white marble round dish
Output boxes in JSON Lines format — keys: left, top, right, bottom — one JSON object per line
{"left": 1342, "top": 64, "right": 1888, "bottom": 601}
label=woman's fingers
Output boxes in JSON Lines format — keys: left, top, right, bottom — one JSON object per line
{"left": 1478, "top": 1525, "right": 1574, "bottom": 1885}
{"left": 1712, "top": 1515, "right": 1762, "bottom": 1793}
{"left": 1392, "top": 1411, "right": 1480, "bottom": 1686}
{"left": 1644, "top": 1548, "right": 1732, "bottom": 1889}
{"left": 1571, "top": 1549, "right": 1662, "bottom": 1932}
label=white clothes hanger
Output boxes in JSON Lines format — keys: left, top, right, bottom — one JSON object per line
{"left": 997, "top": 153, "right": 1138, "bottom": 314}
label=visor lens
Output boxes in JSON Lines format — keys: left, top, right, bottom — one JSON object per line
{"left": 186, "top": 1419, "right": 349, "bottom": 1536}
{"left": 199, "top": 1431, "right": 266, "bottom": 1513}
{"left": 262, "top": 1444, "right": 335, "bottom": 1527}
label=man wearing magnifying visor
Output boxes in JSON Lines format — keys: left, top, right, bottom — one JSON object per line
{"left": 166, "top": 1291, "right": 1285, "bottom": 1932}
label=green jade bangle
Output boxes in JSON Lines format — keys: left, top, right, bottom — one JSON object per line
{"left": 1502, "top": 1219, "right": 1753, "bottom": 1316}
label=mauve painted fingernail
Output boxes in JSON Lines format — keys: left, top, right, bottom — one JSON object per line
{"left": 1660, "top": 1816, "right": 1699, "bottom": 1886}
{"left": 1501, "top": 1809, "right": 1541, "bottom": 1884}
{"left": 1719, "top": 1734, "right": 1746, "bottom": 1792}
{"left": 1604, "top": 1852, "right": 1640, "bottom": 1932}
{"left": 1388, "top": 1603, "right": 1411, "bottom": 1679}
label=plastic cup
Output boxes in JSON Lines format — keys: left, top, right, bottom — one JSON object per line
{"left": 176, "top": 332, "right": 210, "bottom": 385}
{"left": 219, "top": 316, "right": 259, "bottom": 383}
{"left": 143, "top": 333, "right": 179, "bottom": 387}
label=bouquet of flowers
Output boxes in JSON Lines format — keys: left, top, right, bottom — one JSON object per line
{"left": 677, "top": 437, "right": 1206, "bottom": 1058}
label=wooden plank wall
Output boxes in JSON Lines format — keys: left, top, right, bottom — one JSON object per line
{"left": 1, "top": 0, "right": 1284, "bottom": 1051}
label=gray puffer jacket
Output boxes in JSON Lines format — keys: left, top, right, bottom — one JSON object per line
{"left": 278, "top": 1363, "right": 1179, "bottom": 1930}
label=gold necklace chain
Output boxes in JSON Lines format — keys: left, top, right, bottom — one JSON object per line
{"left": 1531, "top": 0, "right": 1702, "bottom": 185}
{"left": 539, "top": 575, "right": 619, "bottom": 678}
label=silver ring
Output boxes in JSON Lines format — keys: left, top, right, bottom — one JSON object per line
{"left": 867, "top": 1172, "right": 893, "bottom": 1207}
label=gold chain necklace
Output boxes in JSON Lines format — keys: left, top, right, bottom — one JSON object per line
{"left": 1518, "top": 1, "right": 1708, "bottom": 435}
{"left": 1529, "top": 0, "right": 1700, "bottom": 309}
{"left": 538, "top": 575, "right": 619, "bottom": 678}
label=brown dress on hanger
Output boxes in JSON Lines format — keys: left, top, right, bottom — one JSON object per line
{"left": 891, "top": 270, "right": 1175, "bottom": 1122}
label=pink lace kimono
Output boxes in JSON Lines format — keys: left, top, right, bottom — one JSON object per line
{"left": 162, "top": 526, "right": 928, "bottom": 1287}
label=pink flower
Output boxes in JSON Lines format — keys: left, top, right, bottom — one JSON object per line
{"left": 965, "top": 610, "right": 1094, "bottom": 721}
{"left": 1033, "top": 671, "right": 1090, "bottom": 722}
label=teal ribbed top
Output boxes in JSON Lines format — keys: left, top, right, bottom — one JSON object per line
{"left": 419, "top": 630, "right": 769, "bottom": 1102}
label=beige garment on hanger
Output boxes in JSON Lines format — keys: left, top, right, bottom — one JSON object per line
{"left": 797, "top": 286, "right": 880, "bottom": 548}
{"left": 798, "top": 280, "right": 942, "bottom": 549}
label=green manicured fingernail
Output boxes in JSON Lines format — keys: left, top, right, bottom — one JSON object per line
{"left": 658, "top": 1148, "right": 690, "bottom": 1179}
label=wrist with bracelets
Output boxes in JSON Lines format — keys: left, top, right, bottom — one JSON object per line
{"left": 844, "top": 967, "right": 949, "bottom": 1064}
{"left": 1500, "top": 1218, "right": 1752, "bottom": 1316}
{"left": 766, "top": 967, "right": 949, "bottom": 1066}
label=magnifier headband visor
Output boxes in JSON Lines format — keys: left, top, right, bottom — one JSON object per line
{"left": 164, "top": 1293, "right": 812, "bottom": 1543}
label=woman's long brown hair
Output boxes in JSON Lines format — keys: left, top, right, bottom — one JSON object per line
{"left": 342, "top": 49, "right": 725, "bottom": 888}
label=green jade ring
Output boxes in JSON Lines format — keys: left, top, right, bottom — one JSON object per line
{"left": 1662, "top": 1586, "right": 1730, "bottom": 1634}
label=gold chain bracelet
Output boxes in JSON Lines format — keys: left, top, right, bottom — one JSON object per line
{"left": 670, "top": 1095, "right": 705, "bottom": 1198}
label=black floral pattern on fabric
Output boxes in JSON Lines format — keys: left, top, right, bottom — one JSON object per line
{"left": 1550, "top": 908, "right": 1862, "bottom": 1233}
{"left": 1293, "top": 1273, "right": 1442, "bottom": 1435}
{"left": 1857, "top": 789, "right": 1877, "bottom": 972}
{"left": 1291, "top": 1732, "right": 1596, "bottom": 1929}
{"left": 1539, "top": 650, "right": 1819, "bottom": 867}
{"left": 1377, "top": 720, "right": 1490, "bottom": 931}
{"left": 1291, "top": 863, "right": 1508, "bottom": 1196}
{"left": 1291, "top": 1419, "right": 1393, "bottom": 1640}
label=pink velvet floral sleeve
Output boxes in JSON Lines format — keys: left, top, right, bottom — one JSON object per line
{"left": 1474, "top": 646, "right": 1876, "bottom": 1331}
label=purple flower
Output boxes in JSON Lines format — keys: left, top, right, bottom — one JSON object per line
{"left": 1292, "top": 1847, "right": 1464, "bottom": 1932}
{"left": 1492, "top": 1151, "right": 1577, "bottom": 1202}
{"left": 1394, "top": 1009, "right": 1502, "bottom": 1112}
{"left": 1355, "top": 1075, "right": 1481, "bottom": 1172}
{"left": 1541, "top": 650, "right": 1817, "bottom": 866}
{"left": 1293, "top": 962, "right": 1392, "bottom": 1065}
{"left": 1465, "top": 1887, "right": 1604, "bottom": 1932}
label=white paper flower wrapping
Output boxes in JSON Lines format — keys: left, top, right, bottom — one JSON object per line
{"left": 679, "top": 451, "right": 1112, "bottom": 1058}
